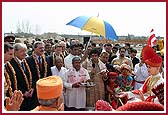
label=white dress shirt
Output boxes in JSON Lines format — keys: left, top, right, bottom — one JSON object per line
{"left": 64, "top": 54, "right": 76, "bottom": 69}
{"left": 134, "top": 63, "right": 149, "bottom": 89}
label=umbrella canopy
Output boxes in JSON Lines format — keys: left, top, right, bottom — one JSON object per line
{"left": 66, "top": 16, "right": 118, "bottom": 41}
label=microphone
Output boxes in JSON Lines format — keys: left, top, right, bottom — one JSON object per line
{"left": 92, "top": 63, "right": 95, "bottom": 68}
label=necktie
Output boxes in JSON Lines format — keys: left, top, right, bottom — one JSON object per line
{"left": 21, "top": 62, "right": 26, "bottom": 72}
{"left": 38, "top": 56, "right": 42, "bottom": 70}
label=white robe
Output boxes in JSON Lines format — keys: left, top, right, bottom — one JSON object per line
{"left": 134, "top": 63, "right": 149, "bottom": 89}
{"left": 64, "top": 67, "right": 90, "bottom": 109}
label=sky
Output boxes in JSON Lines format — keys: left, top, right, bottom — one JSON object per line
{"left": 2, "top": 2, "right": 166, "bottom": 37}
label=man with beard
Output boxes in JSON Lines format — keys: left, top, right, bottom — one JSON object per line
{"left": 111, "top": 47, "right": 133, "bottom": 70}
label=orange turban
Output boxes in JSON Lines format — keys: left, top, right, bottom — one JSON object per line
{"left": 142, "top": 46, "right": 162, "bottom": 67}
{"left": 36, "top": 76, "right": 63, "bottom": 99}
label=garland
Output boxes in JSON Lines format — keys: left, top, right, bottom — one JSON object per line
{"left": 4, "top": 62, "right": 17, "bottom": 97}
{"left": 13, "top": 58, "right": 32, "bottom": 90}
{"left": 52, "top": 52, "right": 56, "bottom": 66}
{"left": 32, "top": 52, "right": 47, "bottom": 79}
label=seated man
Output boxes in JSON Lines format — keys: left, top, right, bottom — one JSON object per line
{"left": 125, "top": 46, "right": 164, "bottom": 105}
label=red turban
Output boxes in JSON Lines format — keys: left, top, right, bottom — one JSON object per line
{"left": 142, "top": 46, "right": 162, "bottom": 67}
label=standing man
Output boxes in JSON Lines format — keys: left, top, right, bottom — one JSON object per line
{"left": 134, "top": 56, "right": 149, "bottom": 90}
{"left": 112, "top": 47, "right": 133, "bottom": 69}
{"left": 125, "top": 43, "right": 131, "bottom": 58}
{"left": 26, "top": 41, "right": 51, "bottom": 86}
{"left": 83, "top": 48, "right": 107, "bottom": 107}
{"left": 26, "top": 41, "right": 51, "bottom": 110}
{"left": 4, "top": 43, "right": 14, "bottom": 63}
{"left": 50, "top": 56, "right": 67, "bottom": 80}
{"left": 59, "top": 41, "right": 69, "bottom": 58}
{"left": 99, "top": 52, "right": 115, "bottom": 72}
{"left": 4, "top": 43, "right": 24, "bottom": 111}
{"left": 64, "top": 56, "right": 90, "bottom": 111}
{"left": 44, "top": 43, "right": 52, "bottom": 56}
{"left": 9, "top": 43, "right": 33, "bottom": 111}
{"left": 48, "top": 43, "right": 64, "bottom": 67}
{"left": 104, "top": 43, "right": 113, "bottom": 63}
{"left": 130, "top": 49, "right": 140, "bottom": 69}
{"left": 64, "top": 44, "right": 79, "bottom": 69}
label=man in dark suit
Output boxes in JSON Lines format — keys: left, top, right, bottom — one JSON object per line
{"left": 26, "top": 41, "right": 51, "bottom": 86}
{"left": 9, "top": 43, "right": 34, "bottom": 111}
{"left": 130, "top": 49, "right": 140, "bottom": 69}
{"left": 47, "top": 43, "right": 64, "bottom": 68}
{"left": 26, "top": 41, "right": 52, "bottom": 110}
{"left": 104, "top": 43, "right": 114, "bottom": 63}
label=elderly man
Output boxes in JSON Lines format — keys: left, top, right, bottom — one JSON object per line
{"left": 64, "top": 56, "right": 90, "bottom": 111}
{"left": 59, "top": 41, "right": 69, "bottom": 58}
{"left": 32, "top": 76, "right": 64, "bottom": 111}
{"left": 7, "top": 43, "right": 34, "bottom": 111}
{"left": 51, "top": 56, "right": 67, "bottom": 79}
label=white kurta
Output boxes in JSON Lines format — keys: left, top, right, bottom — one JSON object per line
{"left": 50, "top": 66, "right": 67, "bottom": 79}
{"left": 64, "top": 54, "right": 75, "bottom": 69}
{"left": 50, "top": 66, "right": 68, "bottom": 103}
{"left": 64, "top": 67, "right": 90, "bottom": 109}
{"left": 134, "top": 63, "right": 149, "bottom": 89}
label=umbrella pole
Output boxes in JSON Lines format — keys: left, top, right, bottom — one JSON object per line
{"left": 85, "top": 33, "right": 92, "bottom": 50}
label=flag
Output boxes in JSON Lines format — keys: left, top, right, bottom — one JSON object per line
{"left": 147, "top": 29, "right": 157, "bottom": 47}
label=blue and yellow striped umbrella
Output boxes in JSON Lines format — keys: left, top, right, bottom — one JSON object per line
{"left": 66, "top": 16, "right": 118, "bottom": 41}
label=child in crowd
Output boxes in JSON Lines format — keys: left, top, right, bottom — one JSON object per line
{"left": 118, "top": 64, "right": 133, "bottom": 92}
{"left": 105, "top": 72, "right": 119, "bottom": 109}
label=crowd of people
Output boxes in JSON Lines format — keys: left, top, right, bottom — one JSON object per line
{"left": 3, "top": 35, "right": 164, "bottom": 111}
